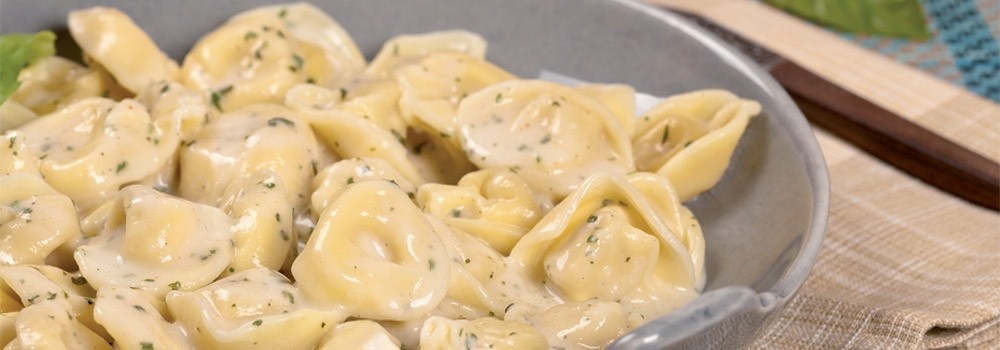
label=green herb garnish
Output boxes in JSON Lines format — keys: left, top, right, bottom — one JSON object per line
{"left": 0, "top": 31, "right": 56, "bottom": 105}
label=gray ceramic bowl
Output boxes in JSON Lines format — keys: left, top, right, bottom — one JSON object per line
{"left": 2, "top": 0, "right": 829, "bottom": 348}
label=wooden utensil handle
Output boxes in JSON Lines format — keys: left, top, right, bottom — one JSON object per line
{"left": 770, "top": 61, "right": 1000, "bottom": 211}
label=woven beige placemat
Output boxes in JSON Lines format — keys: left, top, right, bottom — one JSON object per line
{"left": 749, "top": 130, "right": 1000, "bottom": 349}
{"left": 646, "top": 1, "right": 1000, "bottom": 348}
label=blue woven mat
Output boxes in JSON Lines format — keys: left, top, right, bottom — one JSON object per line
{"left": 840, "top": 0, "right": 999, "bottom": 103}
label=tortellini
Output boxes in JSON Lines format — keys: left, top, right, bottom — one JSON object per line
{"left": 0, "top": 265, "right": 104, "bottom": 339}
{"left": 632, "top": 89, "right": 761, "bottom": 201}
{"left": 5, "top": 299, "right": 111, "bottom": 350}
{"left": 0, "top": 3, "right": 769, "bottom": 348}
{"left": 367, "top": 30, "right": 487, "bottom": 77}
{"left": 0, "top": 102, "right": 37, "bottom": 133}
{"left": 0, "top": 173, "right": 80, "bottom": 268}
{"left": 396, "top": 53, "right": 515, "bottom": 183}
{"left": 132, "top": 81, "right": 213, "bottom": 190}
{"left": 74, "top": 186, "right": 234, "bottom": 298}
{"left": 284, "top": 79, "right": 408, "bottom": 142}
{"left": 528, "top": 300, "right": 630, "bottom": 349}
{"left": 310, "top": 157, "right": 416, "bottom": 219}
{"left": 315, "top": 320, "right": 402, "bottom": 350}
{"left": 417, "top": 168, "right": 543, "bottom": 255}
{"left": 0, "top": 132, "right": 40, "bottom": 177}
{"left": 422, "top": 214, "right": 510, "bottom": 319}
{"left": 229, "top": 3, "right": 366, "bottom": 89}
{"left": 135, "top": 81, "right": 211, "bottom": 142}
{"left": 8, "top": 56, "right": 105, "bottom": 116}
{"left": 576, "top": 83, "right": 637, "bottom": 136}
{"left": 181, "top": 3, "right": 365, "bottom": 112}
{"left": 68, "top": 7, "right": 180, "bottom": 94}
{"left": 457, "top": 80, "right": 635, "bottom": 199}
{"left": 509, "top": 172, "right": 703, "bottom": 322}
{"left": 93, "top": 285, "right": 191, "bottom": 350}
{"left": 217, "top": 170, "right": 296, "bottom": 275}
{"left": 286, "top": 93, "right": 424, "bottom": 185}
{"left": 292, "top": 181, "right": 449, "bottom": 321}
{"left": 420, "top": 316, "right": 548, "bottom": 350}
{"left": 17, "top": 98, "right": 195, "bottom": 212}
{"left": 166, "top": 268, "right": 342, "bottom": 349}
{"left": 179, "top": 103, "right": 320, "bottom": 212}
{"left": 334, "top": 78, "right": 409, "bottom": 140}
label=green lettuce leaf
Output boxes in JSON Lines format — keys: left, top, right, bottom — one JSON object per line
{"left": 764, "top": 0, "right": 931, "bottom": 40}
{"left": 0, "top": 30, "right": 57, "bottom": 105}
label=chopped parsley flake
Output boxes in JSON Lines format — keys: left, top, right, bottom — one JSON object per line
{"left": 71, "top": 276, "right": 87, "bottom": 285}
{"left": 211, "top": 85, "right": 233, "bottom": 110}
{"left": 413, "top": 141, "right": 428, "bottom": 155}
{"left": 252, "top": 319, "right": 262, "bottom": 326}
{"left": 390, "top": 129, "right": 406, "bottom": 144}
{"left": 267, "top": 117, "right": 295, "bottom": 127}
{"left": 290, "top": 54, "right": 304, "bottom": 72}
{"left": 168, "top": 281, "right": 181, "bottom": 291}
{"left": 140, "top": 342, "right": 154, "bottom": 350}
{"left": 661, "top": 126, "right": 670, "bottom": 143}
{"left": 116, "top": 161, "right": 128, "bottom": 173}
{"left": 540, "top": 134, "right": 552, "bottom": 144}
{"left": 254, "top": 41, "right": 268, "bottom": 59}
{"left": 586, "top": 215, "right": 597, "bottom": 223}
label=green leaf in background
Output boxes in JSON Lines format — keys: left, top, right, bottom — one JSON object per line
{"left": 0, "top": 31, "right": 57, "bottom": 105}
{"left": 764, "top": 0, "right": 931, "bottom": 40}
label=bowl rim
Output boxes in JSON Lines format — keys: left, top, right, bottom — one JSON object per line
{"left": 610, "top": 0, "right": 830, "bottom": 343}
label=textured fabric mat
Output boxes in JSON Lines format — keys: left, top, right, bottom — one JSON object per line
{"left": 749, "top": 130, "right": 1000, "bottom": 349}
{"left": 842, "top": 0, "right": 1000, "bottom": 103}
{"left": 647, "top": 1, "right": 1000, "bottom": 348}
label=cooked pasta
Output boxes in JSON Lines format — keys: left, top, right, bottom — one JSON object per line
{"left": 0, "top": 3, "right": 760, "bottom": 349}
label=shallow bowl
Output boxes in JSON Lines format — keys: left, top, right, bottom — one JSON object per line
{"left": 1, "top": 0, "right": 830, "bottom": 348}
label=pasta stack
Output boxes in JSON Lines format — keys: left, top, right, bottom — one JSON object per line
{"left": 0, "top": 3, "right": 759, "bottom": 349}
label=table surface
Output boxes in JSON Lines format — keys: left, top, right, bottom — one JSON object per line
{"left": 650, "top": 1, "right": 1000, "bottom": 349}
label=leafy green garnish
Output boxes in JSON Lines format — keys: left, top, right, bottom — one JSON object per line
{"left": 0, "top": 31, "right": 56, "bottom": 105}
{"left": 763, "top": 0, "right": 930, "bottom": 40}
